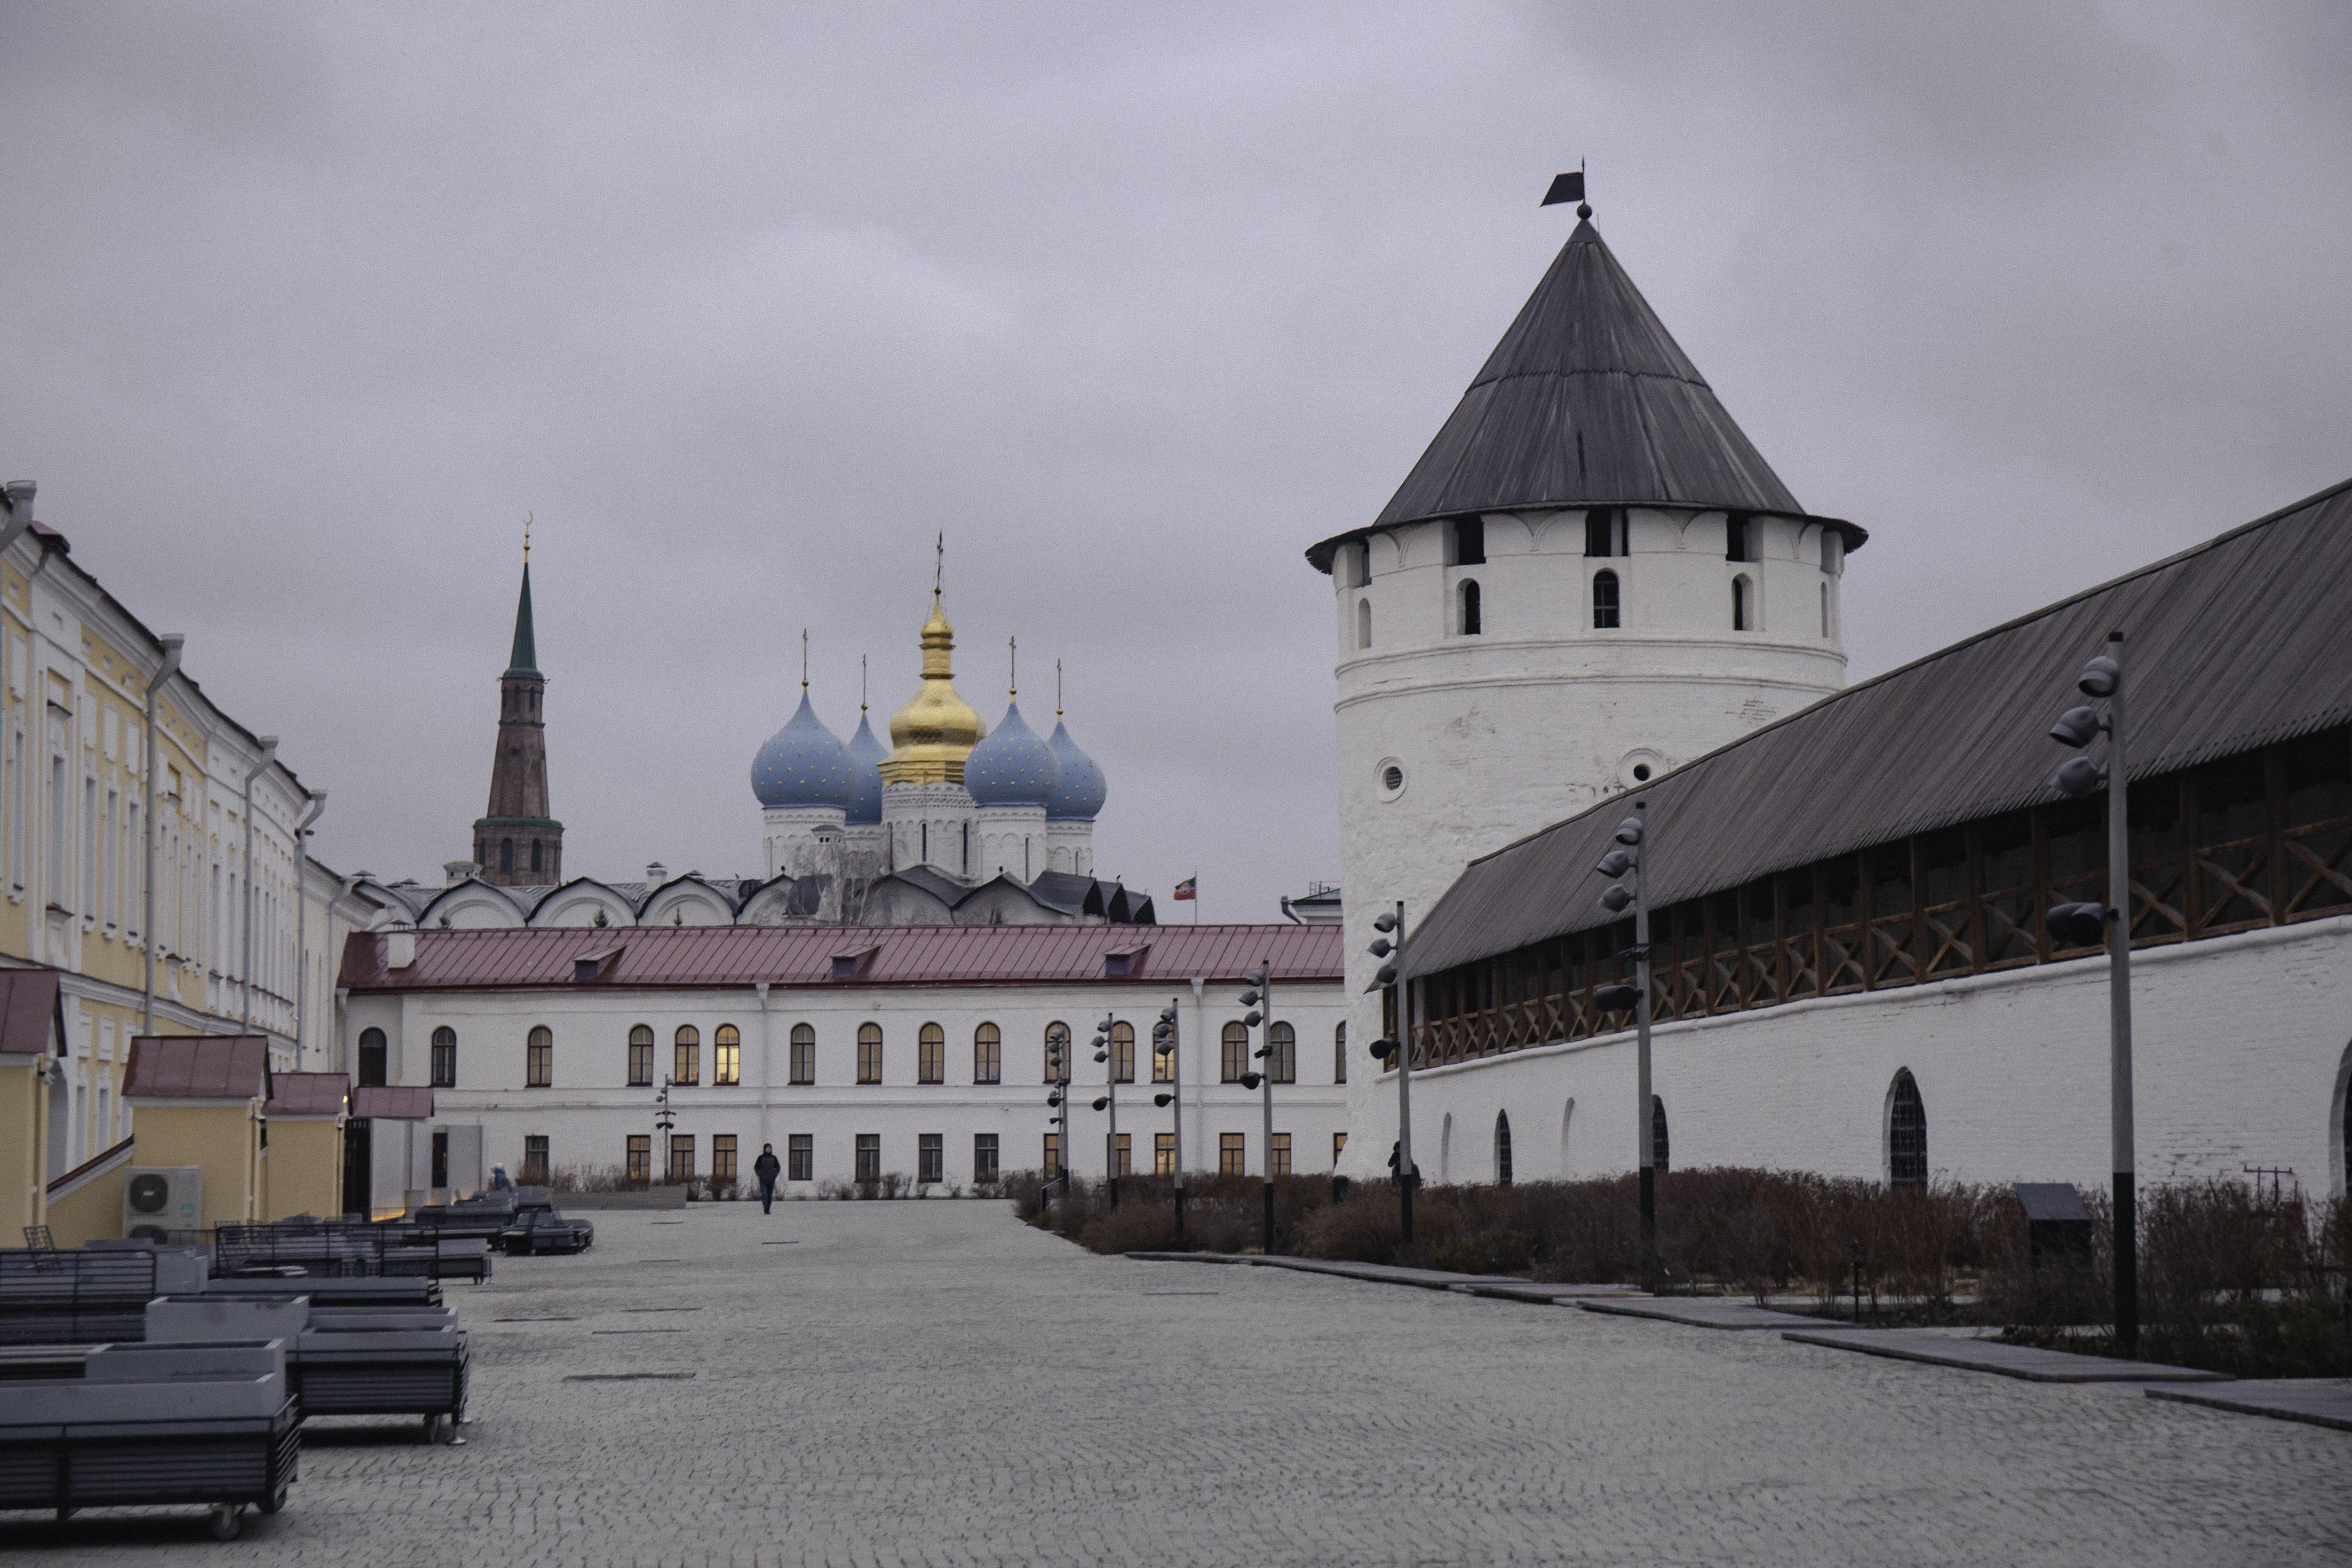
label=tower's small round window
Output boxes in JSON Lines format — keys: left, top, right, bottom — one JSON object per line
{"left": 1375, "top": 758, "right": 1406, "bottom": 800}
{"left": 1383, "top": 765, "right": 1403, "bottom": 791}
{"left": 1618, "top": 748, "right": 1663, "bottom": 790}
{"left": 1632, "top": 763, "right": 1651, "bottom": 782}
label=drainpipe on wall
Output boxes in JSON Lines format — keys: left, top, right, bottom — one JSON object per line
{"left": 755, "top": 981, "right": 772, "bottom": 1152}
{"left": 293, "top": 793, "right": 326, "bottom": 1065}
{"left": 1187, "top": 976, "right": 1206, "bottom": 1178}
{"left": 239, "top": 737, "right": 278, "bottom": 1034}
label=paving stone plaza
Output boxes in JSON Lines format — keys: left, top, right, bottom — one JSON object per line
{"left": 9, "top": 1202, "right": 2348, "bottom": 1566}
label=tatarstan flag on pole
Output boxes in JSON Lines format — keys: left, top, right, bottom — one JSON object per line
{"left": 1173, "top": 873, "right": 1197, "bottom": 923}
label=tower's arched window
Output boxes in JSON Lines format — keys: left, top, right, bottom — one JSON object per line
{"left": 1732, "top": 575, "right": 1753, "bottom": 633}
{"left": 357, "top": 1026, "right": 388, "bottom": 1088}
{"left": 1889, "top": 1069, "right": 1927, "bottom": 1189}
{"left": 500, "top": 838, "right": 515, "bottom": 874}
{"left": 526, "top": 1025, "right": 553, "bottom": 1088}
{"left": 1494, "top": 1110, "right": 1514, "bottom": 1185}
{"left": 430, "top": 1026, "right": 456, "bottom": 1088}
{"left": 1592, "top": 570, "right": 1621, "bottom": 630}
{"left": 1651, "top": 1096, "right": 1669, "bottom": 1172}
{"left": 628, "top": 1024, "right": 654, "bottom": 1086}
{"left": 1452, "top": 515, "right": 1485, "bottom": 565}
{"left": 1458, "top": 579, "right": 1482, "bottom": 636}
{"left": 1356, "top": 598, "right": 1371, "bottom": 649}
{"left": 531, "top": 839, "right": 543, "bottom": 873}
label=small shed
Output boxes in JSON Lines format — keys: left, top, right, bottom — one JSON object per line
{"left": 123, "top": 1035, "right": 270, "bottom": 1233}
{"left": 345, "top": 1084, "right": 438, "bottom": 1219}
{"left": 261, "top": 1072, "right": 348, "bottom": 1221}
{"left": 0, "top": 969, "right": 65, "bottom": 1240}
{"left": 2013, "top": 1182, "right": 2095, "bottom": 1270}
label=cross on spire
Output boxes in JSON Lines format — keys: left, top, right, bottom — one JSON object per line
{"left": 934, "top": 530, "right": 944, "bottom": 600}
{"left": 1009, "top": 635, "right": 1017, "bottom": 697}
{"left": 800, "top": 628, "right": 809, "bottom": 691}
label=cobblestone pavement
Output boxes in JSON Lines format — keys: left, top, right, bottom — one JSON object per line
{"left": 8, "top": 1200, "right": 2348, "bottom": 1566}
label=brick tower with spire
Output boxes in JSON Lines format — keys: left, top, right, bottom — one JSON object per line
{"left": 473, "top": 540, "right": 563, "bottom": 886}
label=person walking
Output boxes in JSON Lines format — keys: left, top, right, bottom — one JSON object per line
{"left": 754, "top": 1143, "right": 782, "bottom": 1214}
{"left": 490, "top": 1163, "right": 513, "bottom": 1192}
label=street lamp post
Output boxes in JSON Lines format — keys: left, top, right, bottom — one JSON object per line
{"left": 1593, "top": 805, "right": 1656, "bottom": 1279}
{"left": 1153, "top": 1002, "right": 1184, "bottom": 1245}
{"left": 2045, "top": 632, "right": 2137, "bottom": 1354}
{"left": 1045, "top": 1029, "right": 1072, "bottom": 1204}
{"left": 1239, "top": 962, "right": 1275, "bottom": 1251}
{"left": 1090, "top": 1013, "right": 1120, "bottom": 1209}
{"left": 1366, "top": 903, "right": 1414, "bottom": 1245}
{"left": 141, "top": 634, "right": 187, "bottom": 1037}
{"left": 292, "top": 792, "right": 325, "bottom": 1065}
{"left": 239, "top": 736, "right": 278, "bottom": 1034}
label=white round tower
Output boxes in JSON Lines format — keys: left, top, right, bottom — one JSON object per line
{"left": 1313, "top": 198, "right": 1867, "bottom": 1172}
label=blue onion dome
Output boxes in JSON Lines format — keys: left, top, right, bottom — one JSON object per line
{"left": 843, "top": 710, "right": 888, "bottom": 825}
{"left": 751, "top": 693, "right": 858, "bottom": 810}
{"left": 965, "top": 700, "right": 1059, "bottom": 807}
{"left": 1046, "top": 718, "right": 1108, "bottom": 820}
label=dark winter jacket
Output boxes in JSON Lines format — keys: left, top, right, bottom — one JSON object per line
{"left": 753, "top": 1151, "right": 783, "bottom": 1185}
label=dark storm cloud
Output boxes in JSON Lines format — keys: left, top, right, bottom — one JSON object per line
{"left": 0, "top": 3, "right": 2345, "bottom": 918}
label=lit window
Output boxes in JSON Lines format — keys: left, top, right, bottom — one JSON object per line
{"left": 430, "top": 1026, "right": 456, "bottom": 1088}
{"left": 526, "top": 1025, "right": 553, "bottom": 1088}
{"left": 918, "top": 1132, "right": 944, "bottom": 1184}
{"left": 1332, "top": 1131, "right": 1348, "bottom": 1165}
{"left": 1219, "top": 1132, "right": 1245, "bottom": 1175}
{"left": 1152, "top": 1027, "right": 1174, "bottom": 1083}
{"left": 1043, "top": 1132, "right": 1062, "bottom": 1179}
{"left": 713, "top": 1024, "right": 740, "bottom": 1085}
{"left": 1267, "top": 1022, "right": 1295, "bottom": 1084}
{"left": 1270, "top": 1132, "right": 1291, "bottom": 1177}
{"left": 712, "top": 1133, "right": 738, "bottom": 1183}
{"left": 1154, "top": 1132, "right": 1176, "bottom": 1175}
{"left": 789, "top": 1022, "right": 815, "bottom": 1085}
{"left": 627, "top": 1024, "right": 654, "bottom": 1086}
{"left": 667, "top": 1134, "right": 695, "bottom": 1181}
{"left": 973, "top": 1133, "right": 999, "bottom": 1184}
{"left": 1221, "top": 1021, "right": 1248, "bottom": 1083}
{"left": 1592, "top": 570, "right": 1621, "bottom": 629}
{"left": 626, "top": 1133, "right": 651, "bottom": 1184}
{"left": 855, "top": 1132, "right": 881, "bottom": 1182}
{"left": 1044, "top": 1022, "right": 1071, "bottom": 1083}
{"left": 1108, "top": 1021, "right": 1134, "bottom": 1083}
{"left": 1111, "top": 1132, "right": 1131, "bottom": 1177}
{"left": 918, "top": 1022, "right": 945, "bottom": 1085}
{"left": 673, "top": 1025, "right": 700, "bottom": 1086}
{"left": 787, "top": 1133, "right": 812, "bottom": 1182}
{"left": 857, "top": 1022, "right": 883, "bottom": 1085}
{"left": 973, "top": 1022, "right": 1001, "bottom": 1084}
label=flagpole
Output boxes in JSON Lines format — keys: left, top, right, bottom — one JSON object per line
{"left": 1192, "top": 867, "right": 1199, "bottom": 925}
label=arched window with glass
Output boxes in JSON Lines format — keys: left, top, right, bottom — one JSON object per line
{"left": 1043, "top": 1022, "right": 1071, "bottom": 1084}
{"left": 857, "top": 1022, "right": 884, "bottom": 1085}
{"left": 357, "top": 1026, "right": 388, "bottom": 1087}
{"left": 1108, "top": 1021, "right": 1134, "bottom": 1083}
{"left": 789, "top": 1022, "right": 815, "bottom": 1085}
{"left": 713, "top": 1023, "right": 740, "bottom": 1086}
{"left": 1334, "top": 1022, "right": 1347, "bottom": 1085}
{"left": 1592, "top": 569, "right": 1621, "bottom": 629}
{"left": 1650, "top": 1095, "right": 1669, "bottom": 1172}
{"left": 1152, "top": 1024, "right": 1176, "bottom": 1083}
{"left": 673, "top": 1025, "right": 700, "bottom": 1086}
{"left": 1220, "top": 1021, "right": 1248, "bottom": 1083}
{"left": 429, "top": 1026, "right": 456, "bottom": 1089}
{"left": 1888, "top": 1069, "right": 1927, "bottom": 1189}
{"left": 918, "top": 1022, "right": 946, "bottom": 1085}
{"left": 526, "top": 1026, "right": 553, "bottom": 1089}
{"left": 627, "top": 1024, "right": 654, "bottom": 1087}
{"left": 1267, "top": 1021, "right": 1295, "bottom": 1084}
{"left": 1494, "top": 1111, "right": 1513, "bottom": 1185}
{"left": 973, "top": 1022, "right": 1001, "bottom": 1084}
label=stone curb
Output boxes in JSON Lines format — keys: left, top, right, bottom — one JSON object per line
{"left": 2145, "top": 1381, "right": 2352, "bottom": 1433}
{"left": 1580, "top": 1298, "right": 1815, "bottom": 1330}
{"left": 1125, "top": 1251, "right": 1645, "bottom": 1301}
{"left": 1783, "top": 1328, "right": 2230, "bottom": 1383}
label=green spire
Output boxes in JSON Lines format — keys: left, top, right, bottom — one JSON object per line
{"left": 504, "top": 561, "right": 540, "bottom": 679}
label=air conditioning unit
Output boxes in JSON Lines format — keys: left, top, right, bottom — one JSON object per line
{"left": 122, "top": 1165, "right": 202, "bottom": 1240}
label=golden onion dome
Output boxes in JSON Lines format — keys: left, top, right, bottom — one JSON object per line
{"left": 879, "top": 592, "right": 985, "bottom": 784}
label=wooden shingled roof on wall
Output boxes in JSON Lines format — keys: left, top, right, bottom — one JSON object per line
{"left": 1405, "top": 476, "right": 2352, "bottom": 978}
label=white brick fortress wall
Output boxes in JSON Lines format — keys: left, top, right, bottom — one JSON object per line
{"left": 342, "top": 975, "right": 1351, "bottom": 1191}
{"left": 1329, "top": 505, "right": 1847, "bottom": 1175}
{"left": 1342, "top": 914, "right": 2352, "bottom": 1196}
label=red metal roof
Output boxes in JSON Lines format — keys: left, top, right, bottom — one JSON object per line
{"left": 124, "top": 1035, "right": 269, "bottom": 1100}
{"left": 341, "top": 923, "right": 1344, "bottom": 992}
{"left": 0, "top": 968, "right": 61, "bottom": 1057}
{"left": 351, "top": 1085, "right": 435, "bottom": 1120}
{"left": 265, "top": 1072, "right": 349, "bottom": 1117}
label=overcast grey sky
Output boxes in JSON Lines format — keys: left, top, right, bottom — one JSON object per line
{"left": 2, "top": 3, "right": 2346, "bottom": 920}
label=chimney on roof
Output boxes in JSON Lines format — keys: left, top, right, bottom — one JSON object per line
{"left": 385, "top": 931, "right": 416, "bottom": 970}
{"left": 444, "top": 860, "right": 478, "bottom": 886}
{"left": 646, "top": 861, "right": 667, "bottom": 885}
